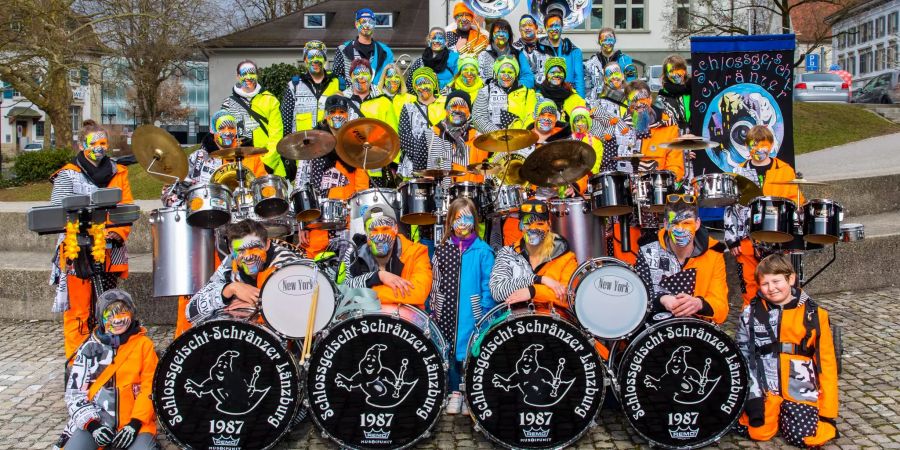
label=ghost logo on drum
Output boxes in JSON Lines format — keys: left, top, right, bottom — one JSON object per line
{"left": 644, "top": 346, "right": 721, "bottom": 405}
{"left": 184, "top": 350, "right": 271, "bottom": 415}
{"left": 335, "top": 344, "right": 419, "bottom": 408}
{"left": 492, "top": 344, "right": 575, "bottom": 407}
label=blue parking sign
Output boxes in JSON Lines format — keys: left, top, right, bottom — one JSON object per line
{"left": 806, "top": 53, "right": 820, "bottom": 72}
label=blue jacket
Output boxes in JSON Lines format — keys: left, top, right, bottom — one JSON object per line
{"left": 537, "top": 37, "right": 585, "bottom": 97}
{"left": 334, "top": 39, "right": 395, "bottom": 90}
{"left": 429, "top": 238, "right": 496, "bottom": 361}
{"left": 405, "top": 51, "right": 460, "bottom": 92}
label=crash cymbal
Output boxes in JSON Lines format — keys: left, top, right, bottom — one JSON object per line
{"left": 733, "top": 174, "right": 764, "bottom": 206}
{"left": 466, "top": 161, "right": 495, "bottom": 174}
{"left": 277, "top": 130, "right": 336, "bottom": 160}
{"left": 473, "top": 129, "right": 537, "bottom": 153}
{"left": 336, "top": 118, "right": 400, "bottom": 169}
{"left": 131, "top": 125, "right": 187, "bottom": 182}
{"left": 771, "top": 178, "right": 831, "bottom": 186}
{"left": 520, "top": 140, "right": 595, "bottom": 187}
{"left": 661, "top": 134, "right": 719, "bottom": 151}
{"left": 613, "top": 153, "right": 647, "bottom": 160}
{"left": 487, "top": 155, "right": 526, "bottom": 185}
{"left": 209, "top": 146, "right": 268, "bottom": 160}
{"left": 414, "top": 168, "right": 467, "bottom": 178}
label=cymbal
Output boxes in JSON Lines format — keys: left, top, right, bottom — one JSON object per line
{"left": 613, "top": 153, "right": 647, "bottom": 160}
{"left": 473, "top": 129, "right": 537, "bottom": 153}
{"left": 414, "top": 168, "right": 467, "bottom": 178}
{"left": 277, "top": 130, "right": 336, "bottom": 160}
{"left": 733, "top": 174, "right": 764, "bottom": 206}
{"left": 487, "top": 156, "right": 526, "bottom": 185}
{"left": 131, "top": 125, "right": 187, "bottom": 182}
{"left": 661, "top": 134, "right": 719, "bottom": 151}
{"left": 209, "top": 146, "right": 268, "bottom": 160}
{"left": 336, "top": 118, "right": 400, "bottom": 169}
{"left": 520, "top": 140, "right": 595, "bottom": 187}
{"left": 771, "top": 178, "right": 830, "bottom": 186}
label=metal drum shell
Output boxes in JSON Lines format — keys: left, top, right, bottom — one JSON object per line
{"left": 692, "top": 173, "right": 739, "bottom": 207}
{"left": 251, "top": 175, "right": 291, "bottom": 219}
{"left": 305, "top": 199, "right": 348, "bottom": 231}
{"left": 635, "top": 170, "right": 676, "bottom": 213}
{"left": 549, "top": 197, "right": 607, "bottom": 264}
{"left": 290, "top": 185, "right": 321, "bottom": 222}
{"left": 494, "top": 184, "right": 526, "bottom": 216}
{"left": 398, "top": 179, "right": 437, "bottom": 225}
{"left": 449, "top": 181, "right": 493, "bottom": 218}
{"left": 233, "top": 204, "right": 295, "bottom": 238}
{"left": 589, "top": 171, "right": 633, "bottom": 217}
{"left": 802, "top": 199, "right": 843, "bottom": 245}
{"left": 748, "top": 196, "right": 798, "bottom": 244}
{"left": 840, "top": 223, "right": 865, "bottom": 242}
{"left": 185, "top": 183, "right": 233, "bottom": 228}
{"left": 149, "top": 207, "right": 217, "bottom": 297}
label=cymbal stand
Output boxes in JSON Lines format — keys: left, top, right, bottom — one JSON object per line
{"left": 146, "top": 149, "right": 181, "bottom": 185}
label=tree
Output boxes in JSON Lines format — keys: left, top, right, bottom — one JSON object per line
{"left": 124, "top": 78, "right": 193, "bottom": 124}
{"left": 225, "top": 0, "right": 326, "bottom": 30}
{"left": 259, "top": 63, "right": 303, "bottom": 100}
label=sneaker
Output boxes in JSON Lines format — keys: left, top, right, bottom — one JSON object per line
{"left": 460, "top": 396, "right": 469, "bottom": 416}
{"left": 446, "top": 391, "right": 462, "bottom": 415}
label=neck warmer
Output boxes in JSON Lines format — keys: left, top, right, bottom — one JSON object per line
{"left": 95, "top": 321, "right": 140, "bottom": 348}
{"left": 539, "top": 81, "right": 571, "bottom": 110}
{"left": 422, "top": 48, "right": 450, "bottom": 74}
{"left": 74, "top": 151, "right": 114, "bottom": 187}
{"left": 450, "top": 232, "right": 477, "bottom": 253}
{"left": 662, "top": 79, "right": 690, "bottom": 97}
{"left": 233, "top": 83, "right": 261, "bottom": 99}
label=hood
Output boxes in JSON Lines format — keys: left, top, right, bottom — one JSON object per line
{"left": 95, "top": 289, "right": 137, "bottom": 324}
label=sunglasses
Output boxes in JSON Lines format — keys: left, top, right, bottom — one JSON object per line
{"left": 520, "top": 203, "right": 547, "bottom": 214}
{"left": 667, "top": 193, "right": 697, "bottom": 205}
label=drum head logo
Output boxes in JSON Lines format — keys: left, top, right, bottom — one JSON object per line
{"left": 335, "top": 344, "right": 419, "bottom": 408}
{"left": 278, "top": 275, "right": 314, "bottom": 295}
{"left": 492, "top": 344, "right": 574, "bottom": 407}
{"left": 643, "top": 346, "right": 721, "bottom": 405}
{"left": 185, "top": 350, "right": 271, "bottom": 415}
{"left": 593, "top": 275, "right": 633, "bottom": 297}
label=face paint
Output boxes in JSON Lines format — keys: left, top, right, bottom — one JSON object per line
{"left": 749, "top": 139, "right": 773, "bottom": 162}
{"left": 83, "top": 131, "right": 109, "bottom": 161}
{"left": 520, "top": 216, "right": 550, "bottom": 245}
{"left": 519, "top": 18, "right": 537, "bottom": 41}
{"left": 429, "top": 31, "right": 446, "bottom": 51}
{"left": 547, "top": 66, "right": 565, "bottom": 86}
{"left": 367, "top": 225, "right": 397, "bottom": 257}
{"left": 306, "top": 51, "right": 326, "bottom": 74}
{"left": 357, "top": 18, "right": 375, "bottom": 37}
{"left": 237, "top": 63, "right": 258, "bottom": 91}
{"left": 605, "top": 67, "right": 624, "bottom": 90}
{"left": 573, "top": 115, "right": 590, "bottom": 134}
{"left": 666, "top": 218, "right": 697, "bottom": 248}
{"left": 452, "top": 211, "right": 475, "bottom": 237}
{"left": 600, "top": 32, "right": 616, "bottom": 54}
{"left": 667, "top": 65, "right": 687, "bottom": 85}
{"left": 214, "top": 125, "right": 238, "bottom": 148}
{"left": 101, "top": 301, "right": 133, "bottom": 335}
{"left": 537, "top": 111, "right": 556, "bottom": 132}
{"left": 414, "top": 76, "right": 435, "bottom": 100}
{"left": 493, "top": 29, "right": 510, "bottom": 48}
{"left": 326, "top": 107, "right": 349, "bottom": 129}
{"left": 231, "top": 236, "right": 268, "bottom": 276}
{"left": 498, "top": 64, "right": 516, "bottom": 88}
{"left": 460, "top": 65, "right": 478, "bottom": 87}
{"left": 352, "top": 66, "right": 372, "bottom": 93}
{"left": 384, "top": 68, "right": 402, "bottom": 95}
{"left": 455, "top": 13, "right": 473, "bottom": 32}
{"left": 546, "top": 17, "right": 562, "bottom": 41}
{"left": 628, "top": 90, "right": 654, "bottom": 132}
{"left": 447, "top": 99, "right": 470, "bottom": 126}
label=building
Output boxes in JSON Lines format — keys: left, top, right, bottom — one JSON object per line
{"left": 792, "top": 0, "right": 844, "bottom": 75}
{"left": 829, "top": 0, "right": 900, "bottom": 88}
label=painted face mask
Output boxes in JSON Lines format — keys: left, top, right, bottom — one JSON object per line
{"left": 749, "top": 139, "right": 773, "bottom": 162}
{"left": 429, "top": 31, "right": 446, "bottom": 51}
{"left": 666, "top": 217, "right": 697, "bottom": 248}
{"left": 605, "top": 67, "right": 624, "bottom": 90}
{"left": 536, "top": 107, "right": 557, "bottom": 133}
{"left": 521, "top": 215, "right": 550, "bottom": 246}
{"left": 414, "top": 76, "right": 435, "bottom": 100}
{"left": 497, "top": 64, "right": 516, "bottom": 88}
{"left": 357, "top": 18, "right": 375, "bottom": 37}
{"left": 352, "top": 66, "right": 372, "bottom": 93}
{"left": 231, "top": 236, "right": 268, "bottom": 276}
{"left": 546, "top": 17, "right": 563, "bottom": 41}
{"left": 326, "top": 107, "right": 349, "bottom": 129}
{"left": 447, "top": 98, "right": 470, "bottom": 126}
{"left": 600, "top": 33, "right": 616, "bottom": 54}
{"left": 215, "top": 125, "right": 238, "bottom": 148}
{"left": 519, "top": 18, "right": 537, "bottom": 41}
{"left": 573, "top": 115, "right": 590, "bottom": 135}
{"left": 455, "top": 13, "right": 473, "bottom": 32}
{"left": 384, "top": 68, "right": 402, "bottom": 95}
{"left": 492, "top": 29, "right": 510, "bottom": 49}
{"left": 367, "top": 225, "right": 397, "bottom": 257}
{"left": 237, "top": 64, "right": 258, "bottom": 91}
{"left": 453, "top": 212, "right": 475, "bottom": 237}
{"left": 629, "top": 90, "right": 654, "bottom": 133}
{"left": 460, "top": 65, "right": 478, "bottom": 87}
{"left": 101, "top": 301, "right": 133, "bottom": 335}
{"left": 547, "top": 66, "right": 565, "bottom": 86}
{"left": 667, "top": 64, "right": 687, "bottom": 85}
{"left": 306, "top": 51, "right": 326, "bottom": 74}
{"left": 83, "top": 131, "right": 109, "bottom": 161}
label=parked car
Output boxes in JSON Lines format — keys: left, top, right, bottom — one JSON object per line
{"left": 852, "top": 71, "right": 900, "bottom": 104}
{"left": 793, "top": 72, "right": 850, "bottom": 102}
{"left": 22, "top": 143, "right": 43, "bottom": 152}
{"left": 645, "top": 64, "right": 693, "bottom": 92}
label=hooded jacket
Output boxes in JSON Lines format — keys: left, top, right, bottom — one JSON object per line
{"left": 471, "top": 79, "right": 537, "bottom": 133}
{"left": 536, "top": 37, "right": 585, "bottom": 97}
{"left": 280, "top": 71, "right": 341, "bottom": 134}
{"left": 489, "top": 234, "right": 578, "bottom": 309}
{"left": 344, "top": 234, "right": 433, "bottom": 306}
{"left": 478, "top": 26, "right": 535, "bottom": 89}
{"left": 584, "top": 50, "right": 637, "bottom": 101}
{"left": 333, "top": 38, "right": 395, "bottom": 90}
{"left": 221, "top": 87, "right": 286, "bottom": 176}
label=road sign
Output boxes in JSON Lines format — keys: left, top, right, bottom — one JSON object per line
{"left": 806, "top": 53, "right": 820, "bottom": 72}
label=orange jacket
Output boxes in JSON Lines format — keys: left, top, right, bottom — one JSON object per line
{"left": 345, "top": 235, "right": 433, "bottom": 306}
{"left": 327, "top": 160, "right": 370, "bottom": 201}
{"left": 639, "top": 124, "right": 685, "bottom": 180}
{"left": 448, "top": 127, "right": 490, "bottom": 183}
{"left": 777, "top": 301, "right": 838, "bottom": 417}
{"left": 513, "top": 237, "right": 579, "bottom": 309}
{"left": 740, "top": 157, "right": 805, "bottom": 205}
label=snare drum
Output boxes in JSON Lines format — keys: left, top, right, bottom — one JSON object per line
{"left": 149, "top": 207, "right": 216, "bottom": 297}
{"left": 748, "top": 196, "right": 798, "bottom": 244}
{"left": 306, "top": 303, "right": 448, "bottom": 449}
{"left": 153, "top": 312, "right": 301, "bottom": 450}
{"left": 494, "top": 184, "right": 526, "bottom": 215}
{"left": 568, "top": 257, "right": 649, "bottom": 340}
{"left": 635, "top": 170, "right": 676, "bottom": 212}
{"left": 290, "top": 185, "right": 320, "bottom": 222}
{"left": 464, "top": 303, "right": 606, "bottom": 449}
{"left": 692, "top": 173, "right": 738, "bottom": 207}
{"left": 840, "top": 223, "right": 865, "bottom": 242}
{"left": 306, "top": 199, "right": 347, "bottom": 230}
{"left": 449, "top": 181, "right": 493, "bottom": 218}
{"left": 803, "top": 199, "right": 843, "bottom": 245}
{"left": 616, "top": 318, "right": 748, "bottom": 449}
{"left": 251, "top": 174, "right": 291, "bottom": 218}
{"left": 549, "top": 197, "right": 606, "bottom": 263}
{"left": 259, "top": 261, "right": 338, "bottom": 339}
{"left": 589, "top": 171, "right": 633, "bottom": 216}
{"left": 185, "top": 183, "right": 232, "bottom": 228}
{"left": 398, "top": 179, "right": 437, "bottom": 225}
{"left": 349, "top": 188, "right": 400, "bottom": 235}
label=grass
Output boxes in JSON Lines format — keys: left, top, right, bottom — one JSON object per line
{"left": 0, "top": 160, "right": 165, "bottom": 201}
{"left": 793, "top": 102, "right": 900, "bottom": 154}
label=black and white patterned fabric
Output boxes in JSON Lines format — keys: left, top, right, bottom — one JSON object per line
{"left": 430, "top": 242, "right": 462, "bottom": 349}
{"left": 398, "top": 102, "right": 435, "bottom": 175}
{"left": 471, "top": 82, "right": 522, "bottom": 133}
{"left": 779, "top": 401, "right": 820, "bottom": 447}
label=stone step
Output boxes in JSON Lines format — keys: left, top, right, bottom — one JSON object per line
{"left": 799, "top": 173, "right": 900, "bottom": 217}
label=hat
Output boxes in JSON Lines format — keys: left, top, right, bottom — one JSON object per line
{"left": 356, "top": 8, "right": 375, "bottom": 20}
{"left": 457, "top": 56, "right": 479, "bottom": 71}
{"left": 446, "top": 90, "right": 472, "bottom": 109}
{"left": 521, "top": 199, "right": 549, "bottom": 221}
{"left": 492, "top": 55, "right": 520, "bottom": 78}
{"left": 364, "top": 203, "right": 398, "bottom": 231}
{"left": 349, "top": 58, "right": 372, "bottom": 75}
{"left": 569, "top": 105, "right": 592, "bottom": 127}
{"left": 543, "top": 56, "right": 567, "bottom": 77}
{"left": 535, "top": 97, "right": 559, "bottom": 117}
{"left": 411, "top": 66, "right": 439, "bottom": 93}
{"left": 95, "top": 289, "right": 137, "bottom": 324}
{"left": 453, "top": 2, "right": 474, "bottom": 17}
{"left": 324, "top": 94, "right": 350, "bottom": 112}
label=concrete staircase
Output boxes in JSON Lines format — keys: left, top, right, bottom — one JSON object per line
{"left": 853, "top": 103, "right": 900, "bottom": 124}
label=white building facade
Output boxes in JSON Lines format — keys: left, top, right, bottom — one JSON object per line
{"left": 831, "top": 0, "right": 900, "bottom": 88}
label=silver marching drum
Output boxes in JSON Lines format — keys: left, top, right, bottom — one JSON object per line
{"left": 692, "top": 173, "right": 739, "bottom": 207}
{"left": 149, "top": 207, "right": 217, "bottom": 297}
{"left": 305, "top": 199, "right": 348, "bottom": 231}
{"left": 185, "top": 183, "right": 232, "bottom": 228}
{"left": 251, "top": 174, "right": 291, "bottom": 219}
{"left": 549, "top": 197, "right": 607, "bottom": 263}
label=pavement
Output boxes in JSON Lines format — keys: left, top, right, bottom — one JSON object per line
{"left": 0, "top": 287, "right": 898, "bottom": 449}
{"left": 796, "top": 132, "right": 900, "bottom": 182}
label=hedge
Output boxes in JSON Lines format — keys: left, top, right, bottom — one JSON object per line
{"left": 13, "top": 148, "right": 76, "bottom": 182}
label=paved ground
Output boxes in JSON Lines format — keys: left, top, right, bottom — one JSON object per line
{"left": 796, "top": 132, "right": 900, "bottom": 182}
{"left": 1, "top": 287, "right": 898, "bottom": 449}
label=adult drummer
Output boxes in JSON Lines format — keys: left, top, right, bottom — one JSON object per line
{"left": 186, "top": 219, "right": 306, "bottom": 324}
{"left": 343, "top": 204, "right": 433, "bottom": 306}
{"left": 634, "top": 196, "right": 729, "bottom": 324}
{"left": 471, "top": 55, "right": 537, "bottom": 133}
{"left": 343, "top": 58, "right": 399, "bottom": 188}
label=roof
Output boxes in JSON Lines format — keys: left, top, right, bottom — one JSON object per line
{"left": 824, "top": 0, "right": 875, "bottom": 25}
{"left": 5, "top": 107, "right": 42, "bottom": 119}
{"left": 203, "top": 0, "right": 430, "bottom": 50}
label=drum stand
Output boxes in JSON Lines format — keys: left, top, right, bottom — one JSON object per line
{"left": 787, "top": 244, "right": 838, "bottom": 289}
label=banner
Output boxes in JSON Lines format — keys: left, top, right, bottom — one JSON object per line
{"left": 689, "top": 34, "right": 796, "bottom": 174}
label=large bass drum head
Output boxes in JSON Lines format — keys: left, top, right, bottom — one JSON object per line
{"left": 464, "top": 311, "right": 605, "bottom": 449}
{"left": 617, "top": 318, "right": 748, "bottom": 449}
{"left": 153, "top": 319, "right": 301, "bottom": 450}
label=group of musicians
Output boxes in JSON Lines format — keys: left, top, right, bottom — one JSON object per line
{"left": 47, "top": 2, "right": 840, "bottom": 449}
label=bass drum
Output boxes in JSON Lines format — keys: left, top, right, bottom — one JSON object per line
{"left": 259, "top": 261, "right": 338, "bottom": 340}
{"left": 464, "top": 304, "right": 606, "bottom": 450}
{"left": 153, "top": 311, "right": 302, "bottom": 450}
{"left": 549, "top": 197, "right": 606, "bottom": 263}
{"left": 305, "top": 303, "right": 448, "bottom": 450}
{"left": 617, "top": 318, "right": 748, "bottom": 449}
{"left": 149, "top": 207, "right": 216, "bottom": 297}
{"left": 568, "top": 257, "right": 649, "bottom": 340}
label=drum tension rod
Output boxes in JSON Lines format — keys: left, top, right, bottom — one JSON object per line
{"left": 801, "top": 243, "right": 837, "bottom": 288}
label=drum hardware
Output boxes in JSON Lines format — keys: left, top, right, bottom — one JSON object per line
{"left": 520, "top": 139, "right": 595, "bottom": 187}
{"left": 208, "top": 145, "right": 268, "bottom": 160}
{"left": 299, "top": 264, "right": 320, "bottom": 365}
{"left": 336, "top": 117, "right": 401, "bottom": 169}
{"left": 840, "top": 223, "right": 865, "bottom": 242}
{"left": 772, "top": 175, "right": 831, "bottom": 187}
{"left": 276, "top": 129, "right": 336, "bottom": 160}
{"left": 692, "top": 173, "right": 739, "bottom": 207}
{"left": 132, "top": 125, "right": 188, "bottom": 182}
{"left": 473, "top": 128, "right": 538, "bottom": 153}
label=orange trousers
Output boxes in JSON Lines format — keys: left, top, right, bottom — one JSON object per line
{"left": 63, "top": 276, "right": 94, "bottom": 359}
{"left": 734, "top": 239, "right": 759, "bottom": 308}
{"left": 175, "top": 250, "right": 224, "bottom": 338}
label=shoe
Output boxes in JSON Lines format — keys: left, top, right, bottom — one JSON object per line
{"left": 446, "top": 391, "right": 462, "bottom": 415}
{"left": 460, "top": 396, "right": 469, "bottom": 416}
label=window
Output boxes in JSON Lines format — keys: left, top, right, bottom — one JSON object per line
{"left": 374, "top": 12, "right": 392, "bottom": 28}
{"left": 890, "top": 12, "right": 899, "bottom": 34}
{"left": 848, "top": 53, "right": 857, "bottom": 75}
{"left": 859, "top": 48, "right": 873, "bottom": 74}
{"left": 70, "top": 106, "right": 82, "bottom": 136}
{"left": 876, "top": 16, "right": 886, "bottom": 39}
{"left": 676, "top": 0, "right": 690, "bottom": 29}
{"left": 849, "top": 26, "right": 857, "bottom": 46}
{"left": 837, "top": 32, "right": 846, "bottom": 50}
{"left": 614, "top": 0, "right": 645, "bottom": 30}
{"left": 876, "top": 45, "right": 885, "bottom": 71}
{"left": 36, "top": 121, "right": 44, "bottom": 138}
{"left": 837, "top": 55, "right": 846, "bottom": 71}
{"left": 304, "top": 13, "right": 325, "bottom": 28}
{"left": 590, "top": 3, "right": 603, "bottom": 30}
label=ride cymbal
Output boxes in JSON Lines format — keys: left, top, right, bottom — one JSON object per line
{"left": 473, "top": 129, "right": 537, "bottom": 153}
{"left": 131, "top": 125, "right": 187, "bottom": 181}
{"left": 520, "top": 140, "right": 595, "bottom": 187}
{"left": 732, "top": 174, "right": 764, "bottom": 206}
{"left": 771, "top": 178, "right": 830, "bottom": 186}
{"left": 277, "top": 130, "right": 336, "bottom": 160}
{"left": 336, "top": 118, "right": 400, "bottom": 169}
{"left": 209, "top": 146, "right": 268, "bottom": 160}
{"left": 414, "top": 168, "right": 467, "bottom": 178}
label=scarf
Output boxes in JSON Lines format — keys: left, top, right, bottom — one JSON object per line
{"left": 95, "top": 321, "right": 140, "bottom": 348}
{"left": 422, "top": 48, "right": 450, "bottom": 74}
{"left": 440, "top": 122, "right": 470, "bottom": 162}
{"left": 233, "top": 83, "right": 261, "bottom": 99}
{"left": 538, "top": 81, "right": 571, "bottom": 111}
{"left": 661, "top": 79, "right": 690, "bottom": 97}
{"left": 450, "top": 232, "right": 477, "bottom": 253}
{"left": 74, "top": 152, "right": 115, "bottom": 187}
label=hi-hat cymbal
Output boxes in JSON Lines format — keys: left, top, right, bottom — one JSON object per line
{"left": 520, "top": 140, "right": 595, "bottom": 187}
{"left": 473, "top": 129, "right": 537, "bottom": 153}
{"left": 733, "top": 174, "right": 764, "bottom": 206}
{"left": 772, "top": 178, "right": 830, "bottom": 186}
{"left": 661, "top": 134, "right": 719, "bottom": 151}
{"left": 209, "top": 146, "right": 268, "bottom": 160}
{"left": 336, "top": 118, "right": 400, "bottom": 169}
{"left": 277, "top": 130, "right": 336, "bottom": 160}
{"left": 613, "top": 153, "right": 647, "bottom": 160}
{"left": 132, "top": 125, "right": 188, "bottom": 182}
{"left": 414, "top": 168, "right": 467, "bottom": 178}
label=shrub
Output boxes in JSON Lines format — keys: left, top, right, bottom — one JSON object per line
{"left": 14, "top": 148, "right": 76, "bottom": 182}
{"left": 259, "top": 62, "right": 302, "bottom": 99}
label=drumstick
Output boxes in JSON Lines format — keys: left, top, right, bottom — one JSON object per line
{"left": 300, "top": 265, "right": 321, "bottom": 365}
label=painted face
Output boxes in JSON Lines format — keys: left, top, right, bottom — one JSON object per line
{"left": 352, "top": 66, "right": 372, "bottom": 93}
{"left": 384, "top": 68, "right": 402, "bottom": 95}
{"left": 547, "top": 66, "right": 565, "bottom": 86}
{"left": 460, "top": 64, "right": 478, "bottom": 87}
{"left": 748, "top": 138, "right": 773, "bottom": 162}
{"left": 101, "top": 301, "right": 133, "bottom": 335}
{"left": 414, "top": 76, "right": 435, "bottom": 100}
{"left": 356, "top": 18, "right": 375, "bottom": 37}
{"left": 520, "top": 214, "right": 550, "bottom": 246}
{"left": 666, "top": 65, "right": 687, "bottom": 85}
{"left": 452, "top": 211, "right": 475, "bottom": 237}
{"left": 492, "top": 29, "right": 510, "bottom": 48}
{"left": 367, "top": 224, "right": 397, "bottom": 257}
{"left": 546, "top": 17, "right": 563, "bottom": 41}
{"left": 455, "top": 13, "right": 473, "bottom": 32}
{"left": 759, "top": 273, "right": 794, "bottom": 305}
{"left": 605, "top": 68, "right": 624, "bottom": 90}
{"left": 497, "top": 64, "right": 516, "bottom": 88}
{"left": 628, "top": 89, "right": 654, "bottom": 132}
{"left": 519, "top": 18, "right": 537, "bottom": 41}
{"left": 447, "top": 99, "right": 470, "bottom": 126}
{"left": 573, "top": 115, "right": 590, "bottom": 134}
{"left": 326, "top": 107, "right": 349, "bottom": 129}
{"left": 83, "top": 131, "right": 109, "bottom": 161}
{"left": 666, "top": 215, "right": 698, "bottom": 248}
{"left": 537, "top": 109, "right": 557, "bottom": 133}
{"left": 231, "top": 236, "right": 268, "bottom": 276}
{"left": 600, "top": 32, "right": 616, "bottom": 54}
{"left": 214, "top": 123, "right": 239, "bottom": 148}
{"left": 306, "top": 50, "right": 326, "bottom": 74}
{"left": 429, "top": 30, "right": 446, "bottom": 51}
{"left": 237, "top": 64, "right": 258, "bottom": 91}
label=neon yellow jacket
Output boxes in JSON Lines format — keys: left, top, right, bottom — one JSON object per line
{"left": 247, "top": 91, "right": 286, "bottom": 176}
{"left": 390, "top": 93, "right": 417, "bottom": 121}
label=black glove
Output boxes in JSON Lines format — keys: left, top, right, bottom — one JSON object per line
{"left": 110, "top": 419, "right": 142, "bottom": 449}
{"left": 86, "top": 420, "right": 115, "bottom": 447}
{"left": 744, "top": 396, "right": 765, "bottom": 427}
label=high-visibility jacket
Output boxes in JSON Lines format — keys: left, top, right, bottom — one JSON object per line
{"left": 471, "top": 82, "right": 538, "bottom": 133}
{"left": 535, "top": 87, "right": 586, "bottom": 122}
{"left": 389, "top": 92, "right": 417, "bottom": 122}
{"left": 281, "top": 74, "right": 341, "bottom": 134}
{"left": 222, "top": 90, "right": 286, "bottom": 176}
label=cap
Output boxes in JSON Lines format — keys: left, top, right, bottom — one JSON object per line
{"left": 356, "top": 8, "right": 375, "bottom": 21}
{"left": 324, "top": 95, "right": 350, "bottom": 112}
{"left": 543, "top": 56, "right": 567, "bottom": 77}
{"left": 453, "top": 2, "right": 474, "bottom": 17}
{"left": 446, "top": 90, "right": 472, "bottom": 110}
{"left": 492, "top": 55, "right": 520, "bottom": 78}
{"left": 363, "top": 203, "right": 398, "bottom": 228}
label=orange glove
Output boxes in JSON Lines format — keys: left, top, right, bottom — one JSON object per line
{"left": 803, "top": 419, "right": 837, "bottom": 447}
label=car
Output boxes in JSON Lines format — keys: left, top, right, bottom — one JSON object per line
{"left": 22, "top": 143, "right": 43, "bottom": 152}
{"left": 852, "top": 71, "right": 900, "bottom": 104}
{"left": 645, "top": 64, "right": 693, "bottom": 92}
{"left": 793, "top": 72, "right": 850, "bottom": 102}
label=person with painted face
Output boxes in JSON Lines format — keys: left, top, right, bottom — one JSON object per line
{"left": 343, "top": 204, "right": 433, "bottom": 306}
{"left": 342, "top": 58, "right": 398, "bottom": 130}
{"left": 333, "top": 8, "right": 395, "bottom": 91}
{"left": 471, "top": 55, "right": 537, "bottom": 134}
{"left": 584, "top": 27, "right": 637, "bottom": 103}
{"left": 187, "top": 220, "right": 306, "bottom": 323}
{"left": 56, "top": 289, "right": 159, "bottom": 450}
{"left": 378, "top": 63, "right": 416, "bottom": 120}
{"left": 724, "top": 125, "right": 804, "bottom": 307}
{"left": 429, "top": 198, "right": 496, "bottom": 415}
{"left": 535, "top": 2, "right": 585, "bottom": 96}
{"left": 221, "top": 60, "right": 287, "bottom": 177}
{"left": 535, "top": 56, "right": 586, "bottom": 122}
{"left": 49, "top": 121, "right": 135, "bottom": 359}
{"left": 444, "top": 56, "right": 484, "bottom": 103}
{"left": 406, "top": 27, "right": 459, "bottom": 92}
{"left": 623, "top": 80, "right": 684, "bottom": 179}
{"left": 512, "top": 14, "right": 544, "bottom": 83}
{"left": 446, "top": 2, "right": 489, "bottom": 55}
{"left": 478, "top": 19, "right": 535, "bottom": 89}
{"left": 280, "top": 40, "right": 341, "bottom": 136}
{"left": 587, "top": 62, "right": 632, "bottom": 174}
{"left": 657, "top": 54, "right": 693, "bottom": 134}
{"left": 398, "top": 67, "right": 448, "bottom": 179}
{"left": 570, "top": 106, "right": 605, "bottom": 175}
{"left": 633, "top": 196, "right": 729, "bottom": 324}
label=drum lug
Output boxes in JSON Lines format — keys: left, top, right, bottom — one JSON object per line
{"left": 319, "top": 328, "right": 330, "bottom": 339}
